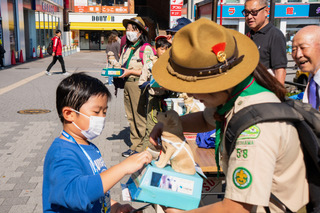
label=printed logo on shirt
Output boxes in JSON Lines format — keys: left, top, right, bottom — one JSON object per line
{"left": 233, "top": 167, "right": 252, "bottom": 189}
{"left": 237, "top": 125, "right": 260, "bottom": 140}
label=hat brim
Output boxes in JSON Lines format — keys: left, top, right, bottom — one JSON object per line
{"left": 152, "top": 29, "right": 259, "bottom": 94}
{"left": 123, "top": 19, "right": 148, "bottom": 34}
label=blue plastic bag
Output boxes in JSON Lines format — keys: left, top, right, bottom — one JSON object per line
{"left": 196, "top": 129, "right": 216, "bottom": 149}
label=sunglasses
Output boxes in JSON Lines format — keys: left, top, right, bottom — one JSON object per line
{"left": 242, "top": 6, "right": 266, "bottom": 17}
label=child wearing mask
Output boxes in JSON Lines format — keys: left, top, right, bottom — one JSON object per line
{"left": 42, "top": 73, "right": 152, "bottom": 213}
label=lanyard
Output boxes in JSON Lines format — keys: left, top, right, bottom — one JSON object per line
{"left": 62, "top": 130, "right": 100, "bottom": 175}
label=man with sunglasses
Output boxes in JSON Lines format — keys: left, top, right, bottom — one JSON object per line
{"left": 243, "top": 0, "right": 287, "bottom": 85}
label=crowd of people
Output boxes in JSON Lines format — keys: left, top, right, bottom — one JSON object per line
{"left": 42, "top": 0, "right": 320, "bottom": 211}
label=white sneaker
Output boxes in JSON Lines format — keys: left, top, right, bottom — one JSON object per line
{"left": 45, "top": 71, "right": 51, "bottom": 76}
{"left": 62, "top": 72, "right": 70, "bottom": 75}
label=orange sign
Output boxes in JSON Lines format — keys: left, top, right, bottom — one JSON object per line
{"left": 88, "top": 6, "right": 101, "bottom": 12}
{"left": 74, "top": 5, "right": 128, "bottom": 13}
{"left": 75, "top": 6, "right": 87, "bottom": 12}
{"left": 101, "top": 6, "right": 128, "bottom": 13}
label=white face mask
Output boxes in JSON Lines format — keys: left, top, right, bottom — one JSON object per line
{"left": 126, "top": 31, "right": 139, "bottom": 43}
{"left": 71, "top": 109, "right": 106, "bottom": 140}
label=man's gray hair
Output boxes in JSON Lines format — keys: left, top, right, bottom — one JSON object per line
{"left": 245, "top": 0, "right": 269, "bottom": 7}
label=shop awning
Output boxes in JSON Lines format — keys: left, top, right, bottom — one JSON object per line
{"left": 70, "top": 22, "right": 125, "bottom": 30}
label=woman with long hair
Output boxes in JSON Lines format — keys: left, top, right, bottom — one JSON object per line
{"left": 118, "top": 17, "right": 155, "bottom": 157}
{"left": 150, "top": 18, "right": 308, "bottom": 213}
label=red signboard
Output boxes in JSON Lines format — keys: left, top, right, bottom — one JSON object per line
{"left": 171, "top": 5, "right": 182, "bottom": 10}
{"left": 171, "top": 11, "right": 182, "bottom": 16}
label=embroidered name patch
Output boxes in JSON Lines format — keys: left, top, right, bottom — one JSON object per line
{"left": 237, "top": 125, "right": 260, "bottom": 140}
{"left": 233, "top": 167, "right": 252, "bottom": 189}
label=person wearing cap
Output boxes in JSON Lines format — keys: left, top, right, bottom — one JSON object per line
{"left": 119, "top": 17, "right": 155, "bottom": 157}
{"left": 166, "top": 17, "right": 192, "bottom": 43}
{"left": 150, "top": 18, "right": 308, "bottom": 212}
{"left": 243, "top": 0, "right": 287, "bottom": 85}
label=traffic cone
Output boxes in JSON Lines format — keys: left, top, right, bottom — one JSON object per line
{"left": 11, "top": 50, "right": 16, "bottom": 65}
{"left": 39, "top": 48, "right": 43, "bottom": 58}
{"left": 32, "top": 47, "right": 36, "bottom": 59}
{"left": 19, "top": 50, "right": 24, "bottom": 63}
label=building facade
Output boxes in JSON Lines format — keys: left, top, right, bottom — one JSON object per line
{"left": 67, "top": 0, "right": 137, "bottom": 50}
{"left": 196, "top": 0, "right": 320, "bottom": 50}
{"left": 0, "top": 0, "right": 64, "bottom": 66}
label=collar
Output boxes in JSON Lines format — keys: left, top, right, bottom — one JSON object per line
{"left": 250, "top": 22, "right": 272, "bottom": 35}
{"left": 311, "top": 68, "right": 320, "bottom": 86}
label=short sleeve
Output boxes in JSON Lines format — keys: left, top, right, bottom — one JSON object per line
{"left": 224, "top": 122, "right": 280, "bottom": 206}
{"left": 269, "top": 29, "right": 287, "bottom": 70}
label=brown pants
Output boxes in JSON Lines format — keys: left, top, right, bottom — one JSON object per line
{"left": 123, "top": 79, "right": 147, "bottom": 151}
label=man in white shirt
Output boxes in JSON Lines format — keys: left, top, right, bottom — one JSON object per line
{"left": 292, "top": 25, "right": 320, "bottom": 110}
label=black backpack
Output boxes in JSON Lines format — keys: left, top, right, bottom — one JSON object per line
{"left": 224, "top": 98, "right": 320, "bottom": 213}
{"left": 47, "top": 41, "right": 53, "bottom": 55}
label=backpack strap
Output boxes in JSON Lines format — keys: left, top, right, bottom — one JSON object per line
{"left": 224, "top": 102, "right": 303, "bottom": 157}
{"left": 139, "top": 43, "right": 156, "bottom": 65}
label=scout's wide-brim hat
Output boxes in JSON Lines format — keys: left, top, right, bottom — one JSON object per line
{"left": 123, "top": 17, "right": 148, "bottom": 34}
{"left": 153, "top": 18, "right": 259, "bottom": 94}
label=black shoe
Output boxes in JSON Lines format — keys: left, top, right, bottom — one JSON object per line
{"left": 122, "top": 149, "right": 138, "bottom": 157}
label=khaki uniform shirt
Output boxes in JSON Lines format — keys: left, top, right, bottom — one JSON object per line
{"left": 139, "top": 56, "right": 166, "bottom": 96}
{"left": 119, "top": 43, "right": 155, "bottom": 79}
{"left": 204, "top": 92, "right": 308, "bottom": 212}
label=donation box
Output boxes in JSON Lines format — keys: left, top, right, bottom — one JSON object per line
{"left": 126, "top": 161, "right": 203, "bottom": 210}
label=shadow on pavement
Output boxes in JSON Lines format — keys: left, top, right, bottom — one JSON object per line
{"left": 106, "top": 126, "right": 131, "bottom": 147}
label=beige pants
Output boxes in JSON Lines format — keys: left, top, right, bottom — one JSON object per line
{"left": 123, "top": 79, "right": 147, "bottom": 151}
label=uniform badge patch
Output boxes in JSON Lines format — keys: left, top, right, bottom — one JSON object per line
{"left": 238, "top": 125, "right": 260, "bottom": 140}
{"left": 233, "top": 167, "right": 252, "bottom": 189}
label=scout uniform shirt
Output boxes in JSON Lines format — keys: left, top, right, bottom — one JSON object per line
{"left": 203, "top": 85, "right": 308, "bottom": 212}
{"left": 139, "top": 55, "right": 167, "bottom": 96}
{"left": 119, "top": 42, "right": 155, "bottom": 80}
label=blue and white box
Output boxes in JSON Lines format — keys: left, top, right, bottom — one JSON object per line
{"left": 126, "top": 161, "right": 203, "bottom": 210}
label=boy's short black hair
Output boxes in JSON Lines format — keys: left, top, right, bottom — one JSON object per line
{"left": 56, "top": 73, "right": 111, "bottom": 122}
{"left": 155, "top": 38, "right": 171, "bottom": 49}
{"left": 56, "top": 30, "right": 61, "bottom": 34}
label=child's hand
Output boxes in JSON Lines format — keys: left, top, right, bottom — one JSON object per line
{"left": 149, "top": 122, "right": 164, "bottom": 150}
{"left": 121, "top": 151, "right": 152, "bottom": 175}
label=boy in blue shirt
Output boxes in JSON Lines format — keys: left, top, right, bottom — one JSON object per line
{"left": 43, "top": 73, "right": 152, "bottom": 213}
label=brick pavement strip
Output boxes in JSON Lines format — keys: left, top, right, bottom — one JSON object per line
{"left": 0, "top": 52, "right": 156, "bottom": 213}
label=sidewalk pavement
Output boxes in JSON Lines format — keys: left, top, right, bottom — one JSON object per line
{"left": 0, "top": 52, "right": 155, "bottom": 213}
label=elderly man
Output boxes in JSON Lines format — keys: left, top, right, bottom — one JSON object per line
{"left": 292, "top": 25, "right": 320, "bottom": 110}
{"left": 243, "top": 0, "right": 287, "bottom": 84}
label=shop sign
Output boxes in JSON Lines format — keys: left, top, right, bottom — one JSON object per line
{"left": 74, "top": 5, "right": 128, "bottom": 13}
{"left": 197, "top": 3, "right": 310, "bottom": 19}
{"left": 92, "top": 15, "right": 115, "bottom": 22}
{"left": 275, "top": 4, "right": 309, "bottom": 18}
{"left": 34, "top": 0, "right": 59, "bottom": 13}
{"left": 309, "top": 4, "right": 320, "bottom": 17}
{"left": 170, "top": 0, "right": 183, "bottom": 28}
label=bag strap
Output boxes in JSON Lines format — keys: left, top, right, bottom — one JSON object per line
{"left": 139, "top": 43, "right": 156, "bottom": 65}
{"left": 225, "top": 102, "right": 303, "bottom": 157}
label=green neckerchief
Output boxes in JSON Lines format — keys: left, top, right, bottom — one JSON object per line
{"left": 125, "top": 40, "right": 141, "bottom": 69}
{"left": 215, "top": 75, "right": 270, "bottom": 177}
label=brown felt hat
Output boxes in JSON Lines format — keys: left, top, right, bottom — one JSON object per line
{"left": 122, "top": 17, "right": 148, "bottom": 34}
{"left": 152, "top": 18, "right": 259, "bottom": 94}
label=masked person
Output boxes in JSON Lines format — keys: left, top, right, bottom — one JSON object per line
{"left": 42, "top": 73, "right": 152, "bottom": 213}
{"left": 150, "top": 18, "right": 308, "bottom": 213}
{"left": 118, "top": 17, "right": 155, "bottom": 157}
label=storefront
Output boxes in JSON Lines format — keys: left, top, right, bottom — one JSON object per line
{"left": 69, "top": 13, "right": 136, "bottom": 50}
{"left": 196, "top": 1, "right": 320, "bottom": 42}
{"left": 34, "top": 0, "right": 64, "bottom": 55}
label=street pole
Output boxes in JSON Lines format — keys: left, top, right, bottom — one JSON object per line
{"left": 269, "top": 0, "right": 275, "bottom": 25}
{"left": 211, "top": 0, "right": 218, "bottom": 23}
{"left": 187, "top": 0, "right": 194, "bottom": 21}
